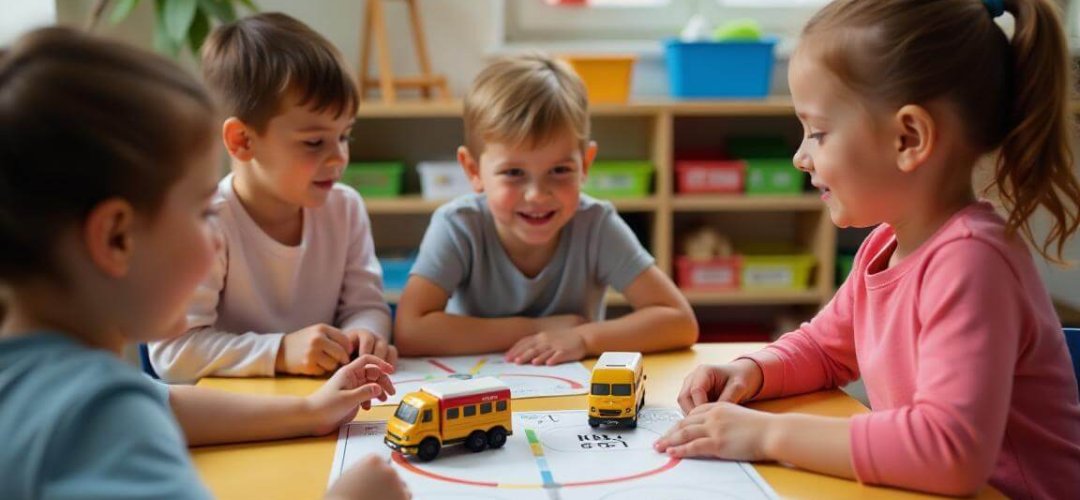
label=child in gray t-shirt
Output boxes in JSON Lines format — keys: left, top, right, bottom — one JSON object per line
{"left": 394, "top": 55, "right": 698, "bottom": 365}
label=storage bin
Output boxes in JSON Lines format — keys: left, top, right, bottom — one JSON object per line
{"left": 741, "top": 254, "right": 816, "bottom": 290}
{"left": 562, "top": 55, "right": 636, "bottom": 104}
{"left": 745, "top": 158, "right": 804, "bottom": 196}
{"left": 380, "top": 256, "right": 416, "bottom": 292}
{"left": 675, "top": 160, "right": 745, "bottom": 194}
{"left": 664, "top": 38, "right": 777, "bottom": 99}
{"left": 417, "top": 161, "right": 472, "bottom": 200}
{"left": 341, "top": 162, "right": 403, "bottom": 198}
{"left": 676, "top": 256, "right": 740, "bottom": 290}
{"left": 584, "top": 161, "right": 653, "bottom": 198}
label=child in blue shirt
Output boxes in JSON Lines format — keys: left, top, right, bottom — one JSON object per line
{"left": 0, "top": 28, "right": 408, "bottom": 500}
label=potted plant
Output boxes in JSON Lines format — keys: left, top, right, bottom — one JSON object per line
{"left": 85, "top": 0, "right": 257, "bottom": 57}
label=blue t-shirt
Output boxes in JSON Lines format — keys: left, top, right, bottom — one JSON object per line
{"left": 411, "top": 193, "right": 655, "bottom": 321}
{"left": 0, "top": 334, "right": 210, "bottom": 499}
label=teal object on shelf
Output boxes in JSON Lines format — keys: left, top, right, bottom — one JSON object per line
{"left": 664, "top": 37, "right": 777, "bottom": 99}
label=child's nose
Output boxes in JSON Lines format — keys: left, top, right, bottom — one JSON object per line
{"left": 793, "top": 147, "right": 813, "bottom": 173}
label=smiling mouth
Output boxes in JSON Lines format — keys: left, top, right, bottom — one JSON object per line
{"left": 518, "top": 210, "right": 556, "bottom": 225}
{"left": 313, "top": 179, "right": 336, "bottom": 188}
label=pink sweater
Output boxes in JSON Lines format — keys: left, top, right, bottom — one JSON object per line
{"left": 745, "top": 202, "right": 1080, "bottom": 498}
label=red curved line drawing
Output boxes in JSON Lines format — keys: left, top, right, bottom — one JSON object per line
{"left": 392, "top": 374, "right": 584, "bottom": 390}
{"left": 391, "top": 452, "right": 680, "bottom": 488}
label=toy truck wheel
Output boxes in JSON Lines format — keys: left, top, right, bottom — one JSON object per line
{"left": 487, "top": 426, "right": 508, "bottom": 449}
{"left": 418, "top": 437, "right": 441, "bottom": 461}
{"left": 627, "top": 415, "right": 638, "bottom": 429}
{"left": 588, "top": 418, "right": 599, "bottom": 428}
{"left": 466, "top": 430, "right": 488, "bottom": 452}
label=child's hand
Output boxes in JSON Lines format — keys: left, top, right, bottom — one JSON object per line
{"left": 653, "top": 402, "right": 775, "bottom": 462}
{"left": 307, "top": 354, "right": 396, "bottom": 436}
{"left": 345, "top": 329, "right": 398, "bottom": 367}
{"left": 676, "top": 359, "right": 763, "bottom": 414}
{"left": 276, "top": 324, "right": 353, "bottom": 376}
{"left": 325, "top": 455, "right": 410, "bottom": 500}
{"left": 506, "top": 330, "right": 587, "bottom": 365}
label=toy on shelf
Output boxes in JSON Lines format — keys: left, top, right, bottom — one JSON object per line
{"left": 676, "top": 226, "right": 739, "bottom": 290}
{"left": 384, "top": 377, "right": 512, "bottom": 461}
{"left": 682, "top": 226, "right": 734, "bottom": 261}
{"left": 588, "top": 352, "right": 646, "bottom": 429}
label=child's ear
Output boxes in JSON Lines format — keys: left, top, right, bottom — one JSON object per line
{"left": 222, "top": 117, "right": 255, "bottom": 162}
{"left": 893, "top": 104, "right": 935, "bottom": 174}
{"left": 581, "top": 141, "right": 598, "bottom": 180}
{"left": 83, "top": 198, "right": 136, "bottom": 279}
{"left": 458, "top": 146, "right": 484, "bottom": 193}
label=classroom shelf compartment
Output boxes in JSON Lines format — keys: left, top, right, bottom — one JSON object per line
{"left": 672, "top": 194, "right": 822, "bottom": 212}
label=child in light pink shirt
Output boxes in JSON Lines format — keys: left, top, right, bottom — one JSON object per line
{"left": 655, "top": 0, "right": 1080, "bottom": 497}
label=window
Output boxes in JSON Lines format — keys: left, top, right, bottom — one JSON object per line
{"left": 463, "top": 405, "right": 477, "bottom": 417}
{"left": 423, "top": 409, "right": 433, "bottom": 423}
{"left": 393, "top": 403, "right": 420, "bottom": 424}
{"left": 612, "top": 384, "right": 632, "bottom": 396}
{"left": 480, "top": 402, "right": 493, "bottom": 414}
{"left": 591, "top": 383, "right": 610, "bottom": 396}
{"left": 447, "top": 408, "right": 459, "bottom": 420}
{"left": 496, "top": 400, "right": 508, "bottom": 412}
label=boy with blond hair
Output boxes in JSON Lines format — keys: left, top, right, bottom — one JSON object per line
{"left": 395, "top": 55, "right": 697, "bottom": 364}
{"left": 149, "top": 13, "right": 394, "bottom": 382}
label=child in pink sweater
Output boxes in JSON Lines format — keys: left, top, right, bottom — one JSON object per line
{"left": 655, "top": 0, "right": 1080, "bottom": 497}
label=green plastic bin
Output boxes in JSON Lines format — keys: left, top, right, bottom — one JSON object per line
{"left": 741, "top": 254, "right": 816, "bottom": 290}
{"left": 584, "top": 161, "right": 654, "bottom": 198}
{"left": 341, "top": 162, "right": 404, "bottom": 198}
{"left": 745, "top": 158, "right": 804, "bottom": 196}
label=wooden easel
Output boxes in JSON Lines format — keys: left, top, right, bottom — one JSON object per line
{"left": 359, "top": 0, "right": 450, "bottom": 103}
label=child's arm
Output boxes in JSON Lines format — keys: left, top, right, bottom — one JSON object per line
{"left": 394, "top": 275, "right": 586, "bottom": 356}
{"left": 168, "top": 355, "right": 394, "bottom": 446}
{"left": 335, "top": 193, "right": 394, "bottom": 360}
{"left": 505, "top": 266, "right": 697, "bottom": 365}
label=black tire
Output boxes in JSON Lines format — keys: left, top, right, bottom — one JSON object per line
{"left": 627, "top": 418, "right": 638, "bottom": 429}
{"left": 466, "top": 430, "right": 488, "bottom": 452}
{"left": 418, "top": 437, "right": 440, "bottom": 461}
{"left": 487, "top": 426, "right": 508, "bottom": 449}
{"left": 588, "top": 418, "right": 599, "bottom": 428}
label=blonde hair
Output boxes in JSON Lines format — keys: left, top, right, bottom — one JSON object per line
{"left": 463, "top": 54, "right": 590, "bottom": 155}
{"left": 802, "top": 0, "right": 1080, "bottom": 263}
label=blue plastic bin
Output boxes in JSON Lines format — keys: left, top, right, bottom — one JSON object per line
{"left": 664, "top": 38, "right": 777, "bottom": 99}
{"left": 381, "top": 256, "right": 416, "bottom": 292}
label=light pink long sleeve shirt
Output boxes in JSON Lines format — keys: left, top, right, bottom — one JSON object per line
{"left": 745, "top": 202, "right": 1080, "bottom": 498}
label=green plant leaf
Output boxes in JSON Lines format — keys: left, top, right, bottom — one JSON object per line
{"left": 109, "top": 0, "right": 142, "bottom": 25}
{"left": 163, "top": 0, "right": 198, "bottom": 47}
{"left": 236, "top": 0, "right": 258, "bottom": 13}
{"left": 187, "top": 8, "right": 210, "bottom": 54}
{"left": 197, "top": 0, "right": 235, "bottom": 23}
{"left": 153, "top": 0, "right": 181, "bottom": 56}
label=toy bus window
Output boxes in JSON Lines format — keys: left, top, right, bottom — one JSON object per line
{"left": 496, "top": 400, "right": 507, "bottom": 412}
{"left": 612, "top": 384, "right": 632, "bottom": 396}
{"left": 591, "top": 383, "right": 610, "bottom": 396}
{"left": 423, "top": 409, "right": 433, "bottom": 423}
{"left": 447, "top": 408, "right": 459, "bottom": 420}
{"left": 480, "top": 402, "right": 492, "bottom": 414}
{"left": 394, "top": 403, "right": 420, "bottom": 424}
{"left": 464, "top": 405, "right": 477, "bottom": 417}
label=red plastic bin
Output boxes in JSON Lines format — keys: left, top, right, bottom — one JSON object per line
{"left": 675, "top": 256, "right": 741, "bottom": 290}
{"left": 675, "top": 160, "right": 745, "bottom": 194}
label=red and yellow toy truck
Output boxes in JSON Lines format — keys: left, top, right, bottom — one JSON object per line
{"left": 384, "top": 377, "right": 512, "bottom": 461}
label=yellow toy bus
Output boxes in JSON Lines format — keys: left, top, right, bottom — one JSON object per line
{"left": 588, "top": 352, "right": 646, "bottom": 428}
{"left": 384, "top": 377, "right": 512, "bottom": 461}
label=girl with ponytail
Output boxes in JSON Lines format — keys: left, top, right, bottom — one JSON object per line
{"left": 656, "top": 0, "right": 1080, "bottom": 497}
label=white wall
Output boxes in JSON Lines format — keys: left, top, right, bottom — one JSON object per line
{"left": 0, "top": 0, "right": 56, "bottom": 45}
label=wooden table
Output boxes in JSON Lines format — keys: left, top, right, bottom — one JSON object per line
{"left": 193, "top": 343, "right": 1004, "bottom": 499}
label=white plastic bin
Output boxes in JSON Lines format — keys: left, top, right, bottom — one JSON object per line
{"left": 417, "top": 161, "right": 472, "bottom": 201}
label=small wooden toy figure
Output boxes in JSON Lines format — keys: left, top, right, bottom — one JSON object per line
{"left": 385, "top": 377, "right": 512, "bottom": 461}
{"left": 588, "top": 352, "right": 646, "bottom": 428}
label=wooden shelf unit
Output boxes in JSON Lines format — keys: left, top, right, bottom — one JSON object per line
{"left": 356, "top": 98, "right": 838, "bottom": 309}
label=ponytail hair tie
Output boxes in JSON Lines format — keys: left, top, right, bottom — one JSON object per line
{"left": 983, "top": 0, "right": 1005, "bottom": 18}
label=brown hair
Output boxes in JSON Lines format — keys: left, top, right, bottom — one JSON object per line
{"left": 201, "top": 12, "right": 358, "bottom": 133}
{"left": 0, "top": 27, "right": 216, "bottom": 284}
{"left": 463, "top": 54, "right": 590, "bottom": 155}
{"left": 802, "top": 0, "right": 1080, "bottom": 263}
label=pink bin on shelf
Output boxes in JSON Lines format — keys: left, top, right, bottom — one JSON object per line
{"left": 675, "top": 160, "right": 745, "bottom": 194}
{"left": 675, "top": 256, "right": 741, "bottom": 290}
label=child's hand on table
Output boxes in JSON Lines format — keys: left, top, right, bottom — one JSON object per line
{"left": 307, "top": 354, "right": 396, "bottom": 436}
{"left": 326, "top": 455, "right": 411, "bottom": 500}
{"left": 676, "top": 358, "right": 764, "bottom": 414}
{"left": 505, "top": 314, "right": 589, "bottom": 365}
{"left": 277, "top": 324, "right": 353, "bottom": 375}
{"left": 345, "top": 328, "right": 398, "bottom": 367}
{"left": 653, "top": 401, "right": 775, "bottom": 462}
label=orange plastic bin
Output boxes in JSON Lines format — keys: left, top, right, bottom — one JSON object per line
{"left": 561, "top": 55, "right": 636, "bottom": 104}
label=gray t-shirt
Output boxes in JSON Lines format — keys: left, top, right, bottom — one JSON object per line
{"left": 0, "top": 333, "right": 210, "bottom": 500}
{"left": 411, "top": 193, "right": 654, "bottom": 321}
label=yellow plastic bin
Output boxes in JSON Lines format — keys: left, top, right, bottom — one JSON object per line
{"left": 561, "top": 55, "right": 636, "bottom": 104}
{"left": 741, "top": 254, "right": 816, "bottom": 290}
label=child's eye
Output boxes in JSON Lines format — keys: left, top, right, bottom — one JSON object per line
{"left": 303, "top": 139, "right": 324, "bottom": 148}
{"left": 807, "top": 132, "right": 826, "bottom": 143}
{"left": 339, "top": 134, "right": 354, "bottom": 144}
{"left": 201, "top": 207, "right": 220, "bottom": 220}
{"left": 500, "top": 168, "right": 525, "bottom": 178}
{"left": 552, "top": 165, "right": 575, "bottom": 175}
